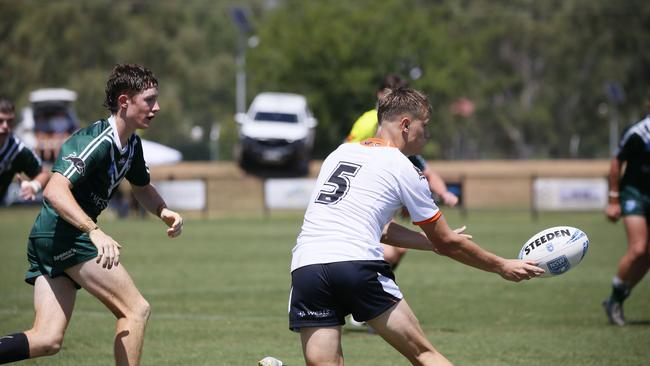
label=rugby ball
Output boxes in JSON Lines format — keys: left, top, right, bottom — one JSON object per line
{"left": 517, "top": 226, "right": 589, "bottom": 277}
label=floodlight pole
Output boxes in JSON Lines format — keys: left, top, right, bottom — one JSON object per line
{"left": 236, "top": 34, "right": 247, "bottom": 114}
{"left": 605, "top": 82, "right": 624, "bottom": 156}
{"left": 230, "top": 6, "right": 253, "bottom": 115}
{"left": 609, "top": 106, "right": 619, "bottom": 157}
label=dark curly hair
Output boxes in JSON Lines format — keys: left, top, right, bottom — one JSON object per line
{"left": 0, "top": 97, "right": 15, "bottom": 114}
{"left": 378, "top": 74, "right": 409, "bottom": 92}
{"left": 104, "top": 64, "right": 158, "bottom": 113}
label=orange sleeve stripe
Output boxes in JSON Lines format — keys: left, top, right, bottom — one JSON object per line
{"left": 413, "top": 210, "right": 442, "bottom": 225}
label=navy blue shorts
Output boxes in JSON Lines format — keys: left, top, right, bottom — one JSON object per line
{"left": 288, "top": 260, "right": 403, "bottom": 331}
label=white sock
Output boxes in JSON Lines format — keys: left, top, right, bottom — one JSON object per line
{"left": 612, "top": 276, "right": 626, "bottom": 288}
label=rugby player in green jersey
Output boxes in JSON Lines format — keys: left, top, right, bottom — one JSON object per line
{"left": 0, "top": 97, "right": 50, "bottom": 203}
{"left": 0, "top": 64, "right": 183, "bottom": 365}
{"left": 603, "top": 91, "right": 650, "bottom": 326}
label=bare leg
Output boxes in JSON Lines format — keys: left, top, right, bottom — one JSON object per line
{"left": 617, "top": 216, "right": 650, "bottom": 288}
{"left": 383, "top": 244, "right": 408, "bottom": 269}
{"left": 66, "top": 260, "right": 150, "bottom": 366}
{"left": 300, "top": 327, "right": 344, "bottom": 366}
{"left": 367, "top": 300, "right": 452, "bottom": 366}
{"left": 24, "top": 275, "right": 77, "bottom": 358}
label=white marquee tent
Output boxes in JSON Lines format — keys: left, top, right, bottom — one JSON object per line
{"left": 141, "top": 139, "right": 182, "bottom": 166}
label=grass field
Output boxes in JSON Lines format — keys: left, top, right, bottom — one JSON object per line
{"left": 1, "top": 206, "right": 649, "bottom": 365}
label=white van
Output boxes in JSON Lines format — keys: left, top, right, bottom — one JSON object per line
{"left": 17, "top": 88, "right": 79, "bottom": 162}
{"left": 235, "top": 92, "right": 317, "bottom": 174}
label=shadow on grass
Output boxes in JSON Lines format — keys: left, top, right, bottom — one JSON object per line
{"left": 626, "top": 319, "right": 650, "bottom": 326}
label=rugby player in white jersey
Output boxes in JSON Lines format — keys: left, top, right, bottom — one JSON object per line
{"left": 289, "top": 87, "right": 544, "bottom": 366}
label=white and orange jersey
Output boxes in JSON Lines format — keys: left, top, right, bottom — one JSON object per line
{"left": 291, "top": 138, "right": 441, "bottom": 271}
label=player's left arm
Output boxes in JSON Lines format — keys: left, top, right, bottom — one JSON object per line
{"left": 381, "top": 220, "right": 471, "bottom": 250}
{"left": 419, "top": 217, "right": 544, "bottom": 282}
{"left": 131, "top": 183, "right": 183, "bottom": 238}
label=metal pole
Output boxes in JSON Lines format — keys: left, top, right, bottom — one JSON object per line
{"left": 609, "top": 104, "right": 619, "bottom": 156}
{"left": 236, "top": 35, "right": 246, "bottom": 114}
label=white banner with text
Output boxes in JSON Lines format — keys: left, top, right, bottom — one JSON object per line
{"left": 533, "top": 178, "right": 607, "bottom": 210}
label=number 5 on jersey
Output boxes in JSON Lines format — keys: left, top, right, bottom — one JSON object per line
{"left": 315, "top": 162, "right": 361, "bottom": 205}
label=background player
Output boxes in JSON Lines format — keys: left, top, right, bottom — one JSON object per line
{"left": 0, "top": 64, "right": 183, "bottom": 365}
{"left": 289, "top": 87, "right": 543, "bottom": 365}
{"left": 603, "top": 91, "right": 650, "bottom": 326}
{"left": 0, "top": 97, "right": 50, "bottom": 203}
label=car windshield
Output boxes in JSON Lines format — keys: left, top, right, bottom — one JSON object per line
{"left": 254, "top": 112, "right": 298, "bottom": 123}
{"left": 33, "top": 102, "right": 78, "bottom": 133}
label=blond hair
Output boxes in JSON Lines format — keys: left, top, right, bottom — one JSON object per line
{"left": 377, "top": 88, "right": 432, "bottom": 124}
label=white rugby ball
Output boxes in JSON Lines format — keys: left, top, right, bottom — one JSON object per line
{"left": 518, "top": 226, "right": 589, "bottom": 277}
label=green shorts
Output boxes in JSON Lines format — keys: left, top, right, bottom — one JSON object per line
{"left": 620, "top": 186, "right": 650, "bottom": 219}
{"left": 25, "top": 235, "right": 98, "bottom": 288}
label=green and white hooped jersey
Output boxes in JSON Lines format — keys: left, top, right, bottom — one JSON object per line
{"left": 0, "top": 134, "right": 42, "bottom": 199}
{"left": 30, "top": 116, "right": 150, "bottom": 238}
{"left": 617, "top": 115, "right": 650, "bottom": 194}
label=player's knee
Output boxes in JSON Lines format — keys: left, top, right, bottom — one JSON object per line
{"left": 627, "top": 244, "right": 648, "bottom": 259}
{"left": 384, "top": 247, "right": 407, "bottom": 264}
{"left": 304, "top": 354, "right": 342, "bottom": 366}
{"left": 42, "top": 339, "right": 63, "bottom": 356}
{"left": 123, "top": 296, "right": 151, "bottom": 322}
{"left": 413, "top": 349, "right": 446, "bottom": 366}
{"left": 135, "top": 298, "right": 151, "bottom": 322}
{"left": 27, "top": 328, "right": 66, "bottom": 357}
{"left": 37, "top": 333, "right": 65, "bottom": 356}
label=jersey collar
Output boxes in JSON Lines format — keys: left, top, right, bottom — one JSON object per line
{"left": 360, "top": 138, "right": 394, "bottom": 147}
{"left": 107, "top": 116, "right": 129, "bottom": 154}
{"left": 0, "top": 133, "right": 13, "bottom": 155}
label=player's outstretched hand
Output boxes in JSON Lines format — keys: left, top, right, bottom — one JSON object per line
{"left": 498, "top": 259, "right": 545, "bottom": 282}
{"left": 441, "top": 191, "right": 459, "bottom": 207}
{"left": 453, "top": 225, "right": 472, "bottom": 239}
{"left": 19, "top": 178, "right": 40, "bottom": 200}
{"left": 160, "top": 208, "right": 183, "bottom": 238}
{"left": 88, "top": 228, "right": 122, "bottom": 269}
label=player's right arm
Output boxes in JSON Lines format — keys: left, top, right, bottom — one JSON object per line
{"left": 418, "top": 216, "right": 544, "bottom": 282}
{"left": 381, "top": 220, "right": 470, "bottom": 250}
{"left": 131, "top": 183, "right": 183, "bottom": 238}
{"left": 43, "top": 172, "right": 122, "bottom": 269}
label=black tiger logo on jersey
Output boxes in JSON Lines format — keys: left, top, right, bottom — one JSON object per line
{"left": 413, "top": 165, "right": 426, "bottom": 180}
{"left": 63, "top": 153, "right": 86, "bottom": 175}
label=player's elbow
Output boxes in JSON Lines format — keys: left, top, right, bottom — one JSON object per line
{"left": 43, "top": 184, "right": 57, "bottom": 205}
{"left": 430, "top": 234, "right": 461, "bottom": 257}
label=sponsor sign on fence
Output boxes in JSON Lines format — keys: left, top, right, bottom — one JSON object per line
{"left": 155, "top": 180, "right": 206, "bottom": 210}
{"left": 264, "top": 178, "right": 316, "bottom": 210}
{"left": 533, "top": 178, "right": 607, "bottom": 210}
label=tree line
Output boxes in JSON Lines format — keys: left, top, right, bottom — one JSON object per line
{"left": 1, "top": 0, "right": 648, "bottom": 160}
